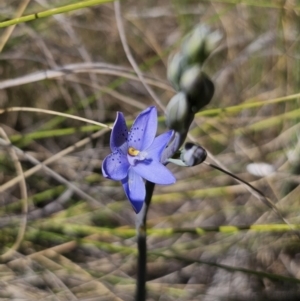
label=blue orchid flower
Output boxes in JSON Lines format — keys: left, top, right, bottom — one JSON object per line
{"left": 102, "top": 106, "right": 176, "bottom": 213}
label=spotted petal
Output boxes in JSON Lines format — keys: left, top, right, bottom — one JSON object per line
{"left": 110, "top": 112, "right": 128, "bottom": 154}
{"left": 133, "top": 160, "right": 176, "bottom": 185}
{"left": 122, "top": 168, "right": 145, "bottom": 213}
{"left": 146, "top": 130, "right": 174, "bottom": 162}
{"left": 127, "top": 106, "right": 157, "bottom": 151}
{"left": 102, "top": 150, "right": 129, "bottom": 181}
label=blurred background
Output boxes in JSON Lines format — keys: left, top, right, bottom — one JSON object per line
{"left": 0, "top": 0, "right": 300, "bottom": 300}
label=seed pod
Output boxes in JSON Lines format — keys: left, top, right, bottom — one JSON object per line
{"left": 180, "top": 143, "right": 207, "bottom": 166}
{"left": 180, "top": 65, "right": 214, "bottom": 112}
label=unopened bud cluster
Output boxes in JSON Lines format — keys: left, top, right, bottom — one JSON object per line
{"left": 166, "top": 25, "right": 221, "bottom": 146}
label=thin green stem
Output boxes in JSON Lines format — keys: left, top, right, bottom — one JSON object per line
{"left": 0, "top": 0, "right": 116, "bottom": 28}
{"left": 150, "top": 251, "right": 300, "bottom": 284}
{"left": 205, "top": 162, "right": 290, "bottom": 225}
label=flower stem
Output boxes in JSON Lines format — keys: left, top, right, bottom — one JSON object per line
{"left": 136, "top": 225, "right": 147, "bottom": 301}
{"left": 135, "top": 181, "right": 155, "bottom": 301}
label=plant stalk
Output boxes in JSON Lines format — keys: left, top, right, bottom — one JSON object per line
{"left": 135, "top": 181, "right": 155, "bottom": 301}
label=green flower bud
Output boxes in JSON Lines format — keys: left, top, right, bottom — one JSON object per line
{"left": 180, "top": 143, "right": 207, "bottom": 167}
{"left": 183, "top": 24, "right": 222, "bottom": 64}
{"left": 167, "top": 52, "right": 189, "bottom": 91}
{"left": 165, "top": 92, "right": 193, "bottom": 132}
{"left": 180, "top": 65, "right": 214, "bottom": 112}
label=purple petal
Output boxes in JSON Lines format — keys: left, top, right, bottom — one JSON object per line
{"left": 110, "top": 112, "right": 128, "bottom": 154}
{"left": 122, "top": 168, "right": 145, "bottom": 213}
{"left": 146, "top": 130, "right": 174, "bottom": 162}
{"left": 127, "top": 106, "right": 157, "bottom": 151}
{"left": 102, "top": 150, "right": 129, "bottom": 181}
{"left": 133, "top": 161, "right": 176, "bottom": 185}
